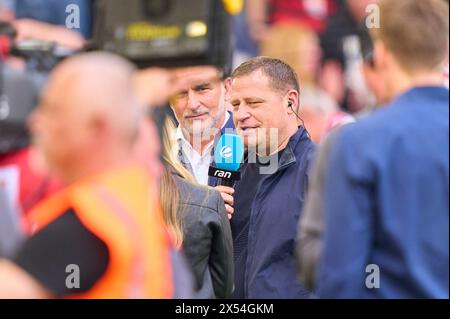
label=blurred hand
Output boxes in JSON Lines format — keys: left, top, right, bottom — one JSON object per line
{"left": 12, "top": 19, "right": 86, "bottom": 49}
{"left": 133, "top": 68, "right": 178, "bottom": 108}
{"left": 215, "top": 185, "right": 235, "bottom": 219}
{"left": 134, "top": 65, "right": 220, "bottom": 108}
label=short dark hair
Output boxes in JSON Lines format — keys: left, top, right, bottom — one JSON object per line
{"left": 231, "top": 56, "right": 300, "bottom": 93}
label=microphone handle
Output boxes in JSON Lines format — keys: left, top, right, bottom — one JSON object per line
{"left": 220, "top": 178, "right": 234, "bottom": 188}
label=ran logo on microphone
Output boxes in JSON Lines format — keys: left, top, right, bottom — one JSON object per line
{"left": 214, "top": 170, "right": 232, "bottom": 179}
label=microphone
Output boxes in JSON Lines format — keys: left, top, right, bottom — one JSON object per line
{"left": 208, "top": 133, "right": 244, "bottom": 187}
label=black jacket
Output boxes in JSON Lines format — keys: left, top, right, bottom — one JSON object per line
{"left": 174, "top": 176, "right": 234, "bottom": 298}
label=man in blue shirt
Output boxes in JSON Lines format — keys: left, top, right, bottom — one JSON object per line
{"left": 317, "top": 0, "right": 449, "bottom": 298}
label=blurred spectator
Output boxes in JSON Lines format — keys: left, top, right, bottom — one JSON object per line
{"left": 295, "top": 22, "right": 385, "bottom": 289}
{"left": 0, "top": 61, "right": 61, "bottom": 230}
{"left": 294, "top": 129, "right": 339, "bottom": 291}
{"left": 316, "top": 0, "right": 449, "bottom": 298}
{"left": 298, "top": 87, "right": 354, "bottom": 144}
{"left": 319, "top": 0, "right": 379, "bottom": 113}
{"left": 0, "top": 52, "right": 186, "bottom": 298}
{"left": 0, "top": 179, "right": 24, "bottom": 258}
{"left": 0, "top": 8, "right": 84, "bottom": 213}
{"left": 0, "top": 14, "right": 83, "bottom": 228}
{"left": 245, "top": 1, "right": 339, "bottom": 90}
{"left": 260, "top": 25, "right": 322, "bottom": 88}
{"left": 232, "top": 3, "right": 258, "bottom": 69}
{"left": 247, "top": 0, "right": 338, "bottom": 44}
{"left": 158, "top": 118, "right": 234, "bottom": 298}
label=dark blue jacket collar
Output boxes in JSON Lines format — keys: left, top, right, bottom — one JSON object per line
{"left": 277, "top": 126, "right": 311, "bottom": 171}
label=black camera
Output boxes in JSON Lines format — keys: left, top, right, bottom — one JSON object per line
{"left": 92, "top": 0, "right": 233, "bottom": 74}
{"left": 0, "top": 22, "right": 45, "bottom": 154}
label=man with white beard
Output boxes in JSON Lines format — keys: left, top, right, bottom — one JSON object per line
{"left": 170, "top": 66, "right": 236, "bottom": 217}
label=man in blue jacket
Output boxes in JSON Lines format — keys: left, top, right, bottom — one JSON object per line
{"left": 317, "top": 0, "right": 449, "bottom": 298}
{"left": 229, "top": 56, "right": 316, "bottom": 298}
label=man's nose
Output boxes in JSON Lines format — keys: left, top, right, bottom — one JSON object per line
{"left": 234, "top": 105, "right": 251, "bottom": 123}
{"left": 186, "top": 90, "right": 201, "bottom": 111}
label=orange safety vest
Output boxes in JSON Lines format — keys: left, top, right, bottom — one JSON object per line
{"left": 27, "top": 165, "right": 174, "bottom": 299}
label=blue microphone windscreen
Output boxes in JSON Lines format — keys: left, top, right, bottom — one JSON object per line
{"left": 214, "top": 134, "right": 244, "bottom": 172}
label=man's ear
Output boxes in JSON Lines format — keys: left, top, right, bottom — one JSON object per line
{"left": 224, "top": 77, "right": 232, "bottom": 102}
{"left": 286, "top": 89, "right": 299, "bottom": 115}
